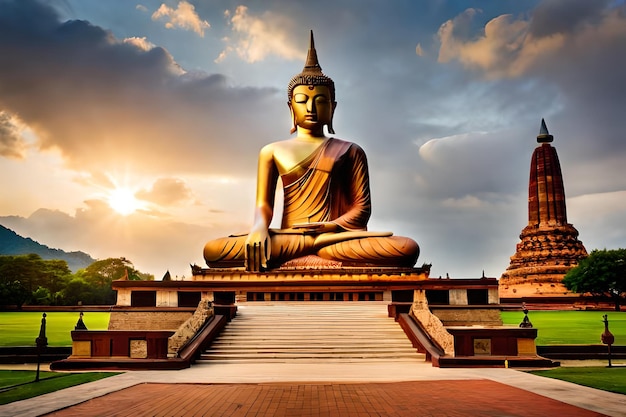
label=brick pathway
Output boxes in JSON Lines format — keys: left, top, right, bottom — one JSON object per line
{"left": 45, "top": 380, "right": 606, "bottom": 417}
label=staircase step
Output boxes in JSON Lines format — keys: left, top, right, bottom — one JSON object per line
{"left": 202, "top": 302, "right": 420, "bottom": 363}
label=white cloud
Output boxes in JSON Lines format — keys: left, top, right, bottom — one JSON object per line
{"left": 151, "top": 1, "right": 210, "bottom": 37}
{"left": 136, "top": 177, "right": 193, "bottom": 206}
{"left": 441, "top": 195, "right": 486, "bottom": 209}
{"left": 123, "top": 36, "right": 155, "bottom": 51}
{"left": 218, "top": 5, "right": 305, "bottom": 63}
{"left": 415, "top": 43, "right": 424, "bottom": 57}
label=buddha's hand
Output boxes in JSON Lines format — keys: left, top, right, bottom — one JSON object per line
{"left": 245, "top": 227, "right": 270, "bottom": 272}
{"left": 291, "top": 221, "right": 339, "bottom": 233}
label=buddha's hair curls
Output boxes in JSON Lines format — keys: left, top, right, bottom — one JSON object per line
{"left": 287, "top": 74, "right": 335, "bottom": 103}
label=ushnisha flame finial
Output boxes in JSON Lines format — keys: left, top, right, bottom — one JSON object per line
{"left": 537, "top": 118, "right": 554, "bottom": 143}
{"left": 287, "top": 30, "right": 335, "bottom": 102}
{"left": 303, "top": 30, "right": 323, "bottom": 74}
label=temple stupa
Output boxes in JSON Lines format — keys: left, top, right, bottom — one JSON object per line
{"left": 500, "top": 119, "right": 587, "bottom": 299}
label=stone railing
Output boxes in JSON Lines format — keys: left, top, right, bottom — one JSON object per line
{"left": 410, "top": 292, "right": 454, "bottom": 356}
{"left": 168, "top": 299, "right": 214, "bottom": 357}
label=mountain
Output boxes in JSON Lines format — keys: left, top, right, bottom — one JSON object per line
{"left": 0, "top": 224, "right": 95, "bottom": 272}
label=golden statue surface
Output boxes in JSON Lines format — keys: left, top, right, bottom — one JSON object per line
{"left": 204, "top": 32, "right": 419, "bottom": 272}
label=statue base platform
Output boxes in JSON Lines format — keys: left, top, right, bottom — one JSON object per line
{"left": 54, "top": 268, "right": 558, "bottom": 370}
{"left": 112, "top": 265, "right": 500, "bottom": 308}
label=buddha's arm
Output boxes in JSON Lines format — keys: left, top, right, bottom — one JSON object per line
{"left": 332, "top": 144, "right": 371, "bottom": 231}
{"left": 245, "top": 145, "right": 279, "bottom": 271}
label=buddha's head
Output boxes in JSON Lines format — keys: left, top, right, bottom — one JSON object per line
{"left": 287, "top": 31, "right": 336, "bottom": 135}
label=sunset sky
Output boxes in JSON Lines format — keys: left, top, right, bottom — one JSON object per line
{"left": 1, "top": 0, "right": 625, "bottom": 279}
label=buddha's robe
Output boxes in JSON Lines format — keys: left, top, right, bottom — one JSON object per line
{"left": 203, "top": 138, "right": 419, "bottom": 268}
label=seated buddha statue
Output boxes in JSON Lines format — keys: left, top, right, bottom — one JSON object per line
{"left": 204, "top": 31, "right": 419, "bottom": 272}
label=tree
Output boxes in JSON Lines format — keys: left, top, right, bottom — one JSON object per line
{"left": 62, "top": 278, "right": 97, "bottom": 306}
{"left": 563, "top": 248, "right": 626, "bottom": 311}
{"left": 0, "top": 254, "right": 73, "bottom": 306}
{"left": 0, "top": 254, "right": 44, "bottom": 294}
{"left": 0, "top": 280, "right": 31, "bottom": 309}
{"left": 73, "top": 257, "right": 154, "bottom": 305}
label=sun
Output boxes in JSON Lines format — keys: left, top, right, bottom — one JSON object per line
{"left": 108, "top": 187, "right": 141, "bottom": 216}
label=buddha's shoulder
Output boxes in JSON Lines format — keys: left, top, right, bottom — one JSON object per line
{"left": 328, "top": 137, "right": 364, "bottom": 152}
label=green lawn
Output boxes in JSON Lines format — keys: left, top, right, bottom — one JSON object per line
{"left": 0, "top": 370, "right": 118, "bottom": 405}
{"left": 0, "top": 312, "right": 110, "bottom": 346}
{"left": 501, "top": 310, "right": 626, "bottom": 345}
{"left": 529, "top": 367, "right": 626, "bottom": 395}
{"left": 0, "top": 310, "right": 624, "bottom": 346}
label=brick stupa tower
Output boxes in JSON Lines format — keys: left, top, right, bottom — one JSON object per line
{"left": 500, "top": 119, "right": 587, "bottom": 299}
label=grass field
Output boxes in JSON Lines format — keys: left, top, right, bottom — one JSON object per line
{"left": 500, "top": 310, "right": 626, "bottom": 345}
{"left": 0, "top": 312, "right": 110, "bottom": 346}
{"left": 528, "top": 367, "right": 626, "bottom": 395}
{"left": 0, "top": 310, "right": 624, "bottom": 346}
{"left": 0, "top": 370, "right": 118, "bottom": 405}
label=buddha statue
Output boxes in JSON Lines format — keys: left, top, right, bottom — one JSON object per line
{"left": 204, "top": 31, "right": 419, "bottom": 272}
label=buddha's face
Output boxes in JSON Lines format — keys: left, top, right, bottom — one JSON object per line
{"left": 290, "top": 85, "right": 335, "bottom": 131}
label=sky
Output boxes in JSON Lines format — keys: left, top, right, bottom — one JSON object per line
{"left": 0, "top": 0, "right": 625, "bottom": 280}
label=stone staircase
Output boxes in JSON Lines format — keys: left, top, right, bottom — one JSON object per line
{"left": 198, "top": 302, "right": 424, "bottom": 363}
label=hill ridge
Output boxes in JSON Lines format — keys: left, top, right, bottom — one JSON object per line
{"left": 0, "top": 224, "right": 95, "bottom": 272}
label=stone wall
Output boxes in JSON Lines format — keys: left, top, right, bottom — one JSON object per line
{"left": 430, "top": 308, "right": 503, "bottom": 327}
{"left": 108, "top": 311, "right": 192, "bottom": 331}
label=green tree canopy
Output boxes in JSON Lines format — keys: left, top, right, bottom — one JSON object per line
{"left": 0, "top": 254, "right": 71, "bottom": 306}
{"left": 0, "top": 255, "right": 153, "bottom": 307}
{"left": 71, "top": 257, "right": 154, "bottom": 305}
{"left": 563, "top": 248, "right": 626, "bottom": 311}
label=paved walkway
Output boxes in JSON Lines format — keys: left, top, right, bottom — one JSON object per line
{"left": 1, "top": 361, "right": 625, "bottom": 417}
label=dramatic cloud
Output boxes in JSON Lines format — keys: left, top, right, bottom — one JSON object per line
{"left": 136, "top": 177, "right": 194, "bottom": 206}
{"left": 0, "top": 111, "right": 26, "bottom": 159}
{"left": 151, "top": 1, "right": 210, "bottom": 37}
{"left": 437, "top": 2, "right": 626, "bottom": 80}
{"left": 0, "top": 0, "right": 284, "bottom": 178}
{"left": 217, "top": 5, "right": 305, "bottom": 63}
{"left": 435, "top": 0, "right": 626, "bottom": 187}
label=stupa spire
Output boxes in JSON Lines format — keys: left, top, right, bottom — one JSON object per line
{"left": 500, "top": 119, "right": 587, "bottom": 299}
{"left": 528, "top": 119, "right": 565, "bottom": 226}
{"left": 537, "top": 118, "right": 554, "bottom": 143}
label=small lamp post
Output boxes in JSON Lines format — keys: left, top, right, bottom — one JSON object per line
{"left": 519, "top": 302, "right": 533, "bottom": 328}
{"left": 601, "top": 314, "right": 615, "bottom": 368}
{"left": 35, "top": 313, "right": 48, "bottom": 382}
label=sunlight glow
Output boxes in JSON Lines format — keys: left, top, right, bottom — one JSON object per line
{"left": 108, "top": 187, "right": 141, "bottom": 216}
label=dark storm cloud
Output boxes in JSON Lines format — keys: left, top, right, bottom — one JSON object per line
{"left": 0, "top": 111, "right": 25, "bottom": 158}
{"left": 528, "top": 0, "right": 611, "bottom": 38}
{"left": 0, "top": 0, "right": 284, "bottom": 176}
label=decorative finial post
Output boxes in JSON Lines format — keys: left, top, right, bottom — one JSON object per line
{"left": 35, "top": 312, "right": 48, "bottom": 382}
{"left": 601, "top": 314, "right": 614, "bottom": 368}
{"left": 519, "top": 302, "right": 533, "bottom": 328}
{"left": 74, "top": 311, "right": 88, "bottom": 331}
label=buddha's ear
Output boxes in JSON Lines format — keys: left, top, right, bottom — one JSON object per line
{"left": 327, "top": 101, "right": 337, "bottom": 134}
{"left": 288, "top": 101, "right": 297, "bottom": 134}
